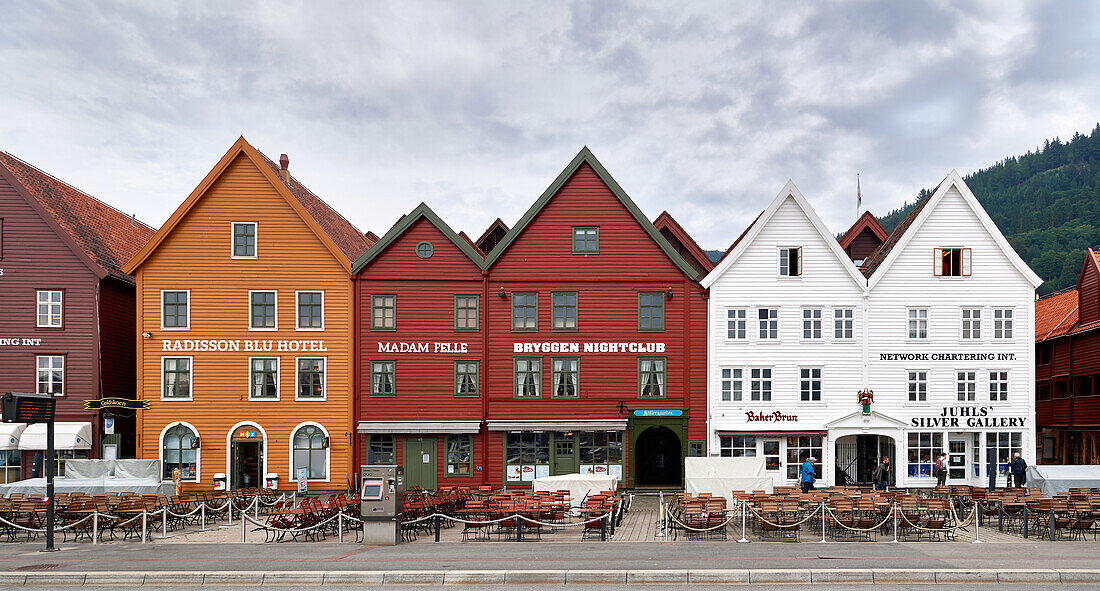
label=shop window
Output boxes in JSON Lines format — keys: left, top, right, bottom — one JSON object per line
{"left": 907, "top": 370, "right": 927, "bottom": 402}
{"left": 638, "top": 357, "right": 666, "bottom": 398}
{"left": 511, "top": 292, "right": 538, "bottom": 332}
{"left": 367, "top": 435, "right": 394, "bottom": 464}
{"left": 297, "top": 358, "right": 325, "bottom": 399}
{"left": 834, "top": 308, "right": 853, "bottom": 339}
{"left": 371, "top": 294, "right": 396, "bottom": 331}
{"left": 638, "top": 292, "right": 664, "bottom": 332}
{"left": 907, "top": 432, "right": 943, "bottom": 478}
{"left": 989, "top": 371, "right": 1008, "bottom": 401}
{"left": 785, "top": 436, "right": 822, "bottom": 480}
{"left": 551, "top": 292, "right": 578, "bottom": 331}
{"left": 249, "top": 291, "right": 277, "bottom": 330}
{"left": 961, "top": 308, "right": 981, "bottom": 340}
{"left": 719, "top": 436, "right": 756, "bottom": 458}
{"left": 445, "top": 435, "right": 472, "bottom": 476}
{"left": 727, "top": 309, "right": 746, "bottom": 339}
{"left": 232, "top": 222, "right": 257, "bottom": 258}
{"left": 800, "top": 368, "right": 821, "bottom": 401}
{"left": 956, "top": 371, "right": 976, "bottom": 401}
{"left": 908, "top": 308, "right": 928, "bottom": 339}
{"left": 0, "top": 450, "right": 20, "bottom": 484}
{"left": 994, "top": 308, "right": 1013, "bottom": 339}
{"left": 293, "top": 424, "right": 328, "bottom": 480}
{"left": 454, "top": 295, "right": 479, "bottom": 331}
{"left": 721, "top": 368, "right": 742, "bottom": 401}
{"left": 36, "top": 356, "right": 64, "bottom": 396}
{"left": 250, "top": 357, "right": 279, "bottom": 399}
{"left": 36, "top": 290, "right": 62, "bottom": 327}
{"left": 513, "top": 357, "right": 541, "bottom": 398}
{"left": 986, "top": 432, "right": 1022, "bottom": 476}
{"left": 572, "top": 226, "right": 599, "bottom": 254}
{"left": 688, "top": 440, "right": 705, "bottom": 457}
{"left": 454, "top": 360, "right": 479, "bottom": 397}
{"left": 371, "top": 360, "right": 396, "bottom": 397}
{"left": 750, "top": 368, "right": 772, "bottom": 401}
{"left": 161, "top": 424, "right": 198, "bottom": 481}
{"left": 578, "top": 432, "right": 622, "bottom": 479}
{"left": 162, "top": 357, "right": 192, "bottom": 399}
{"left": 758, "top": 308, "right": 778, "bottom": 339}
{"left": 296, "top": 291, "right": 323, "bottom": 330}
{"left": 551, "top": 357, "right": 579, "bottom": 398}
{"left": 802, "top": 309, "right": 822, "bottom": 339}
{"left": 779, "top": 246, "right": 802, "bottom": 277}
{"left": 162, "top": 290, "right": 189, "bottom": 329}
{"left": 505, "top": 432, "right": 550, "bottom": 482}
{"left": 934, "top": 247, "right": 970, "bottom": 277}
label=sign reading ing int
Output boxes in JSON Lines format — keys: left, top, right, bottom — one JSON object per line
{"left": 0, "top": 338, "right": 42, "bottom": 347}
{"left": 878, "top": 352, "right": 1016, "bottom": 361}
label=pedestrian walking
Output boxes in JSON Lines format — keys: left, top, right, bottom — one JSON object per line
{"left": 935, "top": 453, "right": 948, "bottom": 487}
{"left": 800, "top": 456, "right": 816, "bottom": 493}
{"left": 872, "top": 456, "right": 891, "bottom": 491}
{"left": 1010, "top": 452, "right": 1028, "bottom": 488}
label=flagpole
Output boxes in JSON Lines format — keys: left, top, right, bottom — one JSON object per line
{"left": 856, "top": 173, "right": 862, "bottom": 221}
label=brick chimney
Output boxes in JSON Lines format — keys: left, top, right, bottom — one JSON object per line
{"left": 279, "top": 154, "right": 290, "bottom": 182}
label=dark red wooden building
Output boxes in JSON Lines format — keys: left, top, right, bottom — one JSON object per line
{"left": 1035, "top": 248, "right": 1100, "bottom": 465}
{"left": 353, "top": 148, "right": 709, "bottom": 489}
{"left": 0, "top": 152, "right": 155, "bottom": 481}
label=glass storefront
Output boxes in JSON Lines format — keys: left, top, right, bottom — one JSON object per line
{"left": 505, "top": 431, "right": 623, "bottom": 484}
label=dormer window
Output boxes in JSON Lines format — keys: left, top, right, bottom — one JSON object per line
{"left": 232, "top": 222, "right": 257, "bottom": 258}
{"left": 572, "top": 226, "right": 599, "bottom": 254}
{"left": 934, "top": 247, "right": 970, "bottom": 277}
{"left": 779, "top": 247, "right": 802, "bottom": 277}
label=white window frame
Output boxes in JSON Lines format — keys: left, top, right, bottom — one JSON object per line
{"left": 248, "top": 357, "right": 280, "bottom": 401}
{"left": 36, "top": 290, "right": 63, "bottom": 327}
{"left": 834, "top": 308, "right": 854, "bottom": 340}
{"left": 720, "top": 367, "right": 743, "bottom": 402}
{"left": 989, "top": 370, "right": 1009, "bottom": 402}
{"left": 957, "top": 370, "right": 977, "bottom": 402}
{"left": 289, "top": 421, "right": 330, "bottom": 483}
{"left": 758, "top": 308, "right": 778, "bottom": 340}
{"left": 295, "top": 290, "right": 325, "bottom": 331}
{"left": 726, "top": 308, "right": 747, "bottom": 340}
{"left": 231, "top": 221, "right": 258, "bottom": 259}
{"left": 160, "top": 289, "right": 191, "bottom": 331}
{"left": 907, "top": 308, "right": 928, "bottom": 340}
{"left": 35, "top": 355, "right": 64, "bottom": 396}
{"left": 961, "top": 308, "right": 982, "bottom": 341}
{"left": 159, "top": 422, "right": 201, "bottom": 482}
{"left": 994, "top": 308, "right": 1014, "bottom": 340}
{"left": 801, "top": 308, "right": 822, "bottom": 340}
{"left": 933, "top": 246, "right": 971, "bottom": 277}
{"left": 718, "top": 436, "right": 757, "bottom": 458}
{"left": 907, "top": 369, "right": 928, "bottom": 403}
{"left": 160, "top": 356, "right": 194, "bottom": 401}
{"left": 248, "top": 290, "right": 278, "bottom": 332}
{"left": 294, "top": 356, "right": 327, "bottom": 401}
{"left": 799, "top": 367, "right": 822, "bottom": 402}
{"left": 778, "top": 246, "right": 802, "bottom": 277}
{"left": 750, "top": 367, "right": 772, "bottom": 401}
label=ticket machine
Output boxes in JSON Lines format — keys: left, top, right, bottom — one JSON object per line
{"left": 359, "top": 465, "right": 403, "bottom": 545}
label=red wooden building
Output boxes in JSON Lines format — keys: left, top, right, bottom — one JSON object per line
{"left": 0, "top": 152, "right": 155, "bottom": 481}
{"left": 353, "top": 148, "right": 709, "bottom": 489}
{"left": 1035, "top": 248, "right": 1100, "bottom": 465}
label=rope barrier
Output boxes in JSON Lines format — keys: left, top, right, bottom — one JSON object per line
{"left": 402, "top": 511, "right": 612, "bottom": 528}
{"left": 823, "top": 504, "right": 896, "bottom": 532}
{"left": 240, "top": 510, "right": 343, "bottom": 535}
{"left": 663, "top": 506, "right": 738, "bottom": 532}
{"left": 745, "top": 503, "right": 822, "bottom": 529}
{"left": 897, "top": 506, "right": 976, "bottom": 533}
{"left": 0, "top": 512, "right": 99, "bottom": 533}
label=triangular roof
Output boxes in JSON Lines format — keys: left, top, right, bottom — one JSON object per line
{"left": 482, "top": 147, "right": 701, "bottom": 280}
{"left": 0, "top": 151, "right": 156, "bottom": 284}
{"left": 352, "top": 202, "right": 486, "bottom": 273}
{"left": 475, "top": 218, "right": 509, "bottom": 254}
{"left": 824, "top": 410, "right": 909, "bottom": 429}
{"left": 862, "top": 171, "right": 1043, "bottom": 289}
{"left": 123, "top": 137, "right": 370, "bottom": 274}
{"left": 457, "top": 231, "right": 482, "bottom": 255}
{"left": 838, "top": 210, "right": 889, "bottom": 251}
{"left": 364, "top": 231, "right": 380, "bottom": 244}
{"left": 1035, "top": 287, "right": 1079, "bottom": 341}
{"left": 701, "top": 181, "right": 867, "bottom": 289}
{"left": 652, "top": 210, "right": 714, "bottom": 272}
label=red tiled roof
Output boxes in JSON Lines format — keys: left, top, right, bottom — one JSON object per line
{"left": 859, "top": 177, "right": 949, "bottom": 278}
{"left": 839, "top": 210, "right": 889, "bottom": 250}
{"left": 0, "top": 152, "right": 156, "bottom": 283}
{"left": 1035, "top": 288, "right": 1079, "bottom": 341}
{"left": 254, "top": 151, "right": 371, "bottom": 262}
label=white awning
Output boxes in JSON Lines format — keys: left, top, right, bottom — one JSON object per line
{"left": 356, "top": 421, "right": 482, "bottom": 434}
{"left": 486, "top": 419, "right": 627, "bottom": 432}
{"left": 0, "top": 424, "right": 27, "bottom": 450}
{"left": 18, "top": 422, "right": 93, "bottom": 450}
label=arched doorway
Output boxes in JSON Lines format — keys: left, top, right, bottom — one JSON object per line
{"left": 834, "top": 434, "right": 895, "bottom": 486}
{"left": 228, "top": 423, "right": 265, "bottom": 490}
{"left": 634, "top": 426, "right": 681, "bottom": 486}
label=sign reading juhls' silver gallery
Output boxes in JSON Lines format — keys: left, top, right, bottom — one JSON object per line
{"left": 701, "top": 173, "right": 1042, "bottom": 489}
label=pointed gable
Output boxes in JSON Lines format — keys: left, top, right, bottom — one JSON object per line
{"left": 475, "top": 218, "right": 509, "bottom": 255}
{"left": 352, "top": 203, "right": 485, "bottom": 276}
{"left": 0, "top": 152, "right": 156, "bottom": 283}
{"left": 1076, "top": 248, "right": 1100, "bottom": 326}
{"left": 838, "top": 210, "right": 889, "bottom": 264}
{"left": 653, "top": 211, "right": 714, "bottom": 275}
{"left": 1036, "top": 288, "right": 1079, "bottom": 341}
{"left": 483, "top": 148, "right": 700, "bottom": 280}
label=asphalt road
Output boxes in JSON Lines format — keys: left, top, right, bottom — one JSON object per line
{"left": 3, "top": 586, "right": 1094, "bottom": 591}
{"left": 0, "top": 540, "right": 1096, "bottom": 572}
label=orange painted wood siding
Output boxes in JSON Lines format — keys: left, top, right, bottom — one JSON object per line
{"left": 135, "top": 153, "right": 354, "bottom": 491}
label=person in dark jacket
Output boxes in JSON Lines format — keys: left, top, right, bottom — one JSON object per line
{"left": 1010, "top": 452, "right": 1028, "bottom": 488}
{"left": 800, "top": 457, "right": 816, "bottom": 493}
{"left": 935, "top": 453, "right": 948, "bottom": 487}
{"left": 872, "top": 456, "right": 891, "bottom": 491}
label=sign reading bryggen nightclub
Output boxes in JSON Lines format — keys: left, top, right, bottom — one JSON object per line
{"left": 703, "top": 173, "right": 1041, "bottom": 489}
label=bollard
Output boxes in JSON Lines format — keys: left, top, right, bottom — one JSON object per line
{"left": 657, "top": 501, "right": 665, "bottom": 537}
{"left": 201, "top": 503, "right": 206, "bottom": 531}
{"left": 973, "top": 504, "right": 983, "bottom": 543}
{"left": 227, "top": 500, "right": 233, "bottom": 526}
{"left": 818, "top": 501, "right": 826, "bottom": 543}
{"left": 162, "top": 509, "right": 168, "bottom": 539}
{"left": 92, "top": 512, "right": 98, "bottom": 545}
{"left": 891, "top": 503, "right": 899, "bottom": 542}
{"left": 1023, "top": 505, "right": 1029, "bottom": 538}
{"left": 737, "top": 501, "right": 749, "bottom": 543}
{"left": 254, "top": 498, "right": 260, "bottom": 522}
{"left": 338, "top": 512, "right": 344, "bottom": 544}
{"left": 241, "top": 509, "right": 247, "bottom": 543}
{"left": 1050, "top": 508, "right": 1056, "bottom": 542}
{"left": 435, "top": 514, "right": 441, "bottom": 542}
{"left": 141, "top": 510, "right": 147, "bottom": 544}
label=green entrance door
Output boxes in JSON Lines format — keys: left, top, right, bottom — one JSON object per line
{"left": 553, "top": 437, "right": 577, "bottom": 475}
{"left": 403, "top": 437, "right": 437, "bottom": 490}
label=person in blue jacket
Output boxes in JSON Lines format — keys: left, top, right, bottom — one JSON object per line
{"left": 800, "top": 456, "right": 816, "bottom": 493}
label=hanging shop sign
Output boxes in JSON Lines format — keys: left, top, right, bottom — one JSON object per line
{"left": 84, "top": 397, "right": 149, "bottom": 410}
{"left": 512, "top": 341, "right": 666, "bottom": 354}
{"left": 376, "top": 341, "right": 470, "bottom": 353}
{"left": 161, "top": 339, "right": 328, "bottom": 352}
{"left": 0, "top": 338, "right": 42, "bottom": 347}
{"left": 745, "top": 410, "right": 799, "bottom": 423}
{"left": 877, "top": 352, "right": 1017, "bottom": 362}
{"left": 909, "top": 405, "right": 1027, "bottom": 428}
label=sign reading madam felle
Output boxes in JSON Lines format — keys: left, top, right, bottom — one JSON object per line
{"left": 378, "top": 342, "right": 469, "bottom": 353}
{"left": 162, "top": 339, "right": 327, "bottom": 352}
{"left": 910, "top": 405, "right": 1026, "bottom": 428}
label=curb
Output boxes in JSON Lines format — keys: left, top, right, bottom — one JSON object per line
{"left": 3, "top": 568, "right": 1099, "bottom": 585}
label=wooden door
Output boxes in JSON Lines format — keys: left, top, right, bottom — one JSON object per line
{"left": 553, "top": 437, "right": 576, "bottom": 475}
{"left": 403, "top": 437, "right": 437, "bottom": 490}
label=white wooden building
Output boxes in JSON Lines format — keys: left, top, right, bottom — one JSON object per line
{"left": 703, "top": 171, "right": 1041, "bottom": 489}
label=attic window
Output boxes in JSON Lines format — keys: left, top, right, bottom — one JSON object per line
{"left": 779, "top": 247, "right": 802, "bottom": 277}
{"left": 232, "top": 222, "right": 257, "bottom": 258}
{"left": 934, "top": 247, "right": 970, "bottom": 277}
{"left": 416, "top": 241, "right": 434, "bottom": 259}
{"left": 572, "top": 226, "right": 599, "bottom": 254}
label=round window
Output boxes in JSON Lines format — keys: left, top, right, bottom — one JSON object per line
{"left": 415, "top": 241, "right": 434, "bottom": 259}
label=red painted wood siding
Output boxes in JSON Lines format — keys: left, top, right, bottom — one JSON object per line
{"left": 97, "top": 277, "right": 137, "bottom": 398}
{"left": 1079, "top": 262, "right": 1099, "bottom": 326}
{"left": 845, "top": 230, "right": 883, "bottom": 261}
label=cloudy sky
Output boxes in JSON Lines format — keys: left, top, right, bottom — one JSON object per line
{"left": 1, "top": 1, "right": 1098, "bottom": 249}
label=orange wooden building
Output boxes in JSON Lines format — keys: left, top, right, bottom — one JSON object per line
{"left": 123, "top": 137, "right": 372, "bottom": 491}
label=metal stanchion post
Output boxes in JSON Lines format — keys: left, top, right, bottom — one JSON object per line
{"left": 338, "top": 512, "right": 343, "bottom": 544}
{"left": 517, "top": 517, "right": 524, "bottom": 542}
{"left": 891, "top": 503, "right": 899, "bottom": 542}
{"left": 201, "top": 503, "right": 206, "bottom": 531}
{"left": 227, "top": 500, "right": 233, "bottom": 526}
{"left": 92, "top": 512, "right": 98, "bottom": 545}
{"left": 1023, "top": 506, "right": 1029, "bottom": 538}
{"left": 254, "top": 498, "right": 260, "bottom": 522}
{"left": 141, "top": 510, "right": 147, "bottom": 544}
{"left": 1050, "top": 509, "right": 1056, "bottom": 542}
{"left": 161, "top": 509, "right": 167, "bottom": 539}
{"left": 600, "top": 515, "right": 607, "bottom": 541}
{"left": 657, "top": 492, "right": 665, "bottom": 537}
{"left": 241, "top": 510, "right": 246, "bottom": 543}
{"left": 818, "top": 502, "right": 827, "bottom": 543}
{"left": 973, "top": 505, "right": 983, "bottom": 543}
{"left": 998, "top": 501, "right": 1003, "bottom": 531}
{"left": 435, "top": 515, "right": 441, "bottom": 542}
{"left": 737, "top": 500, "right": 749, "bottom": 543}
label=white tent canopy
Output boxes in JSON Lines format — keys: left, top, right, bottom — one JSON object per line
{"left": 0, "top": 424, "right": 27, "bottom": 450}
{"left": 18, "top": 422, "right": 92, "bottom": 450}
{"left": 684, "top": 457, "right": 773, "bottom": 505}
{"left": 1027, "top": 465, "right": 1100, "bottom": 497}
{"left": 531, "top": 473, "right": 617, "bottom": 508}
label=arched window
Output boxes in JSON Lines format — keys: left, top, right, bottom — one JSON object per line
{"left": 162, "top": 424, "right": 197, "bottom": 481}
{"left": 368, "top": 434, "right": 394, "bottom": 464}
{"left": 293, "top": 425, "right": 328, "bottom": 479}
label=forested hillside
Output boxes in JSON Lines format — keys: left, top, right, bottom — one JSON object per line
{"left": 878, "top": 124, "right": 1100, "bottom": 295}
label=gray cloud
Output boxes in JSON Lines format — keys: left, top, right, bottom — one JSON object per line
{"left": 0, "top": 0, "right": 1097, "bottom": 249}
